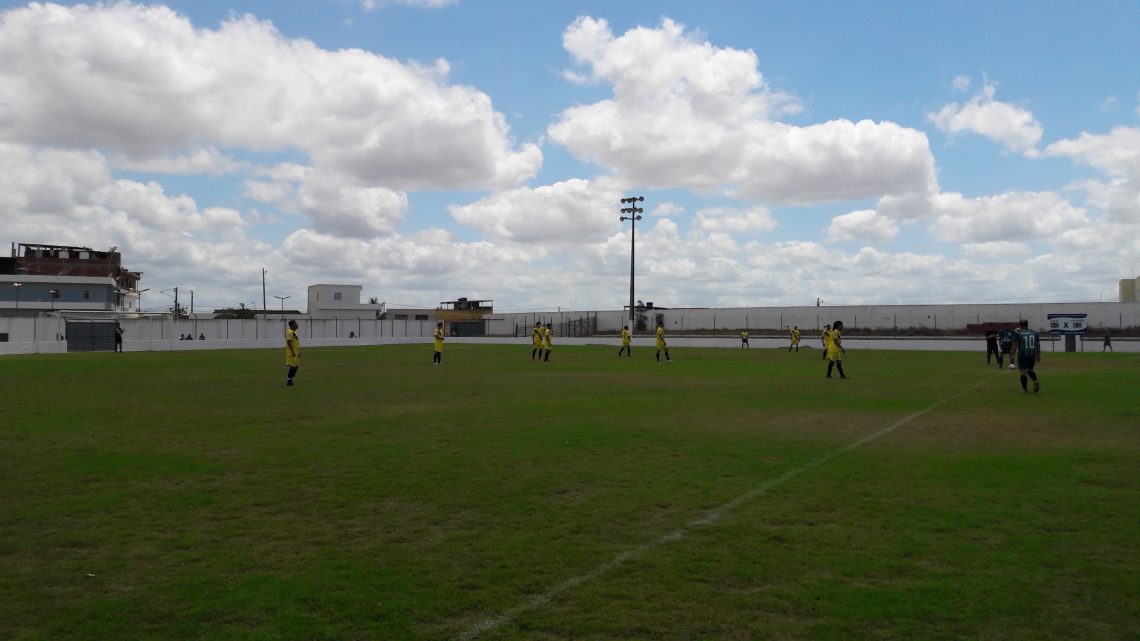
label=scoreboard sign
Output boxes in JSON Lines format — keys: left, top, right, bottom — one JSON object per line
{"left": 1047, "top": 313, "right": 1088, "bottom": 335}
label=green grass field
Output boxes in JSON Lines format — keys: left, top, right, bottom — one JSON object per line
{"left": 2, "top": 344, "right": 1137, "bottom": 640}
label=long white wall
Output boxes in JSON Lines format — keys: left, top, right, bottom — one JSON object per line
{"left": 3, "top": 302, "right": 1138, "bottom": 355}
{"left": 489, "top": 302, "right": 1140, "bottom": 334}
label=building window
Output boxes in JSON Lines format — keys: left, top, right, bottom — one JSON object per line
{"left": 83, "top": 290, "right": 91, "bottom": 300}
{"left": 415, "top": 315, "right": 429, "bottom": 321}
{"left": 394, "top": 314, "right": 408, "bottom": 320}
{"left": 333, "top": 292, "right": 343, "bottom": 301}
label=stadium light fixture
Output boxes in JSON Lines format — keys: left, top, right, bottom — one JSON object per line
{"left": 619, "top": 196, "right": 645, "bottom": 334}
{"left": 12, "top": 282, "right": 20, "bottom": 310}
{"left": 273, "top": 295, "right": 291, "bottom": 319}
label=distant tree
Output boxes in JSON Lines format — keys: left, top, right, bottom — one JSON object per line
{"left": 635, "top": 299, "right": 648, "bottom": 331}
{"left": 214, "top": 303, "right": 257, "bottom": 319}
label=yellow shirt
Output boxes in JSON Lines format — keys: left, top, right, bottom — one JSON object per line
{"left": 433, "top": 327, "right": 444, "bottom": 351}
{"left": 741, "top": 331, "right": 749, "bottom": 340}
{"left": 543, "top": 327, "right": 552, "bottom": 349}
{"left": 620, "top": 328, "right": 631, "bottom": 346}
{"left": 285, "top": 329, "right": 300, "bottom": 366}
{"left": 791, "top": 328, "right": 800, "bottom": 344}
{"left": 822, "top": 329, "right": 832, "bottom": 347}
{"left": 827, "top": 329, "right": 843, "bottom": 360}
{"left": 655, "top": 326, "right": 666, "bottom": 348}
{"left": 532, "top": 326, "right": 543, "bottom": 347}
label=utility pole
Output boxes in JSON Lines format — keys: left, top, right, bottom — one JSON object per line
{"left": 262, "top": 268, "right": 267, "bottom": 318}
{"left": 189, "top": 290, "right": 194, "bottom": 315}
{"left": 174, "top": 286, "right": 179, "bottom": 319}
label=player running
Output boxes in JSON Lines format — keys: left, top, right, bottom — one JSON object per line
{"left": 1015, "top": 320, "right": 1041, "bottom": 393}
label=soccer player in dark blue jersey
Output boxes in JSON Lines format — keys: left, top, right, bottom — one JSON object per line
{"left": 997, "top": 326, "right": 1017, "bottom": 368}
{"left": 1015, "top": 320, "right": 1041, "bottom": 393}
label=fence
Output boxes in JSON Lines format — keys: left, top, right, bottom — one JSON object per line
{"left": 514, "top": 314, "right": 597, "bottom": 338}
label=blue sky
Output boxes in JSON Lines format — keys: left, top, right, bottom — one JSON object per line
{"left": 1, "top": 0, "right": 1137, "bottom": 311}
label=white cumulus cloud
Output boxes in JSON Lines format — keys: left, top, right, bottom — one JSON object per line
{"left": 549, "top": 17, "right": 936, "bottom": 204}
{"left": 824, "top": 210, "right": 900, "bottom": 244}
{"left": 0, "top": 2, "right": 539, "bottom": 191}
{"left": 927, "top": 82, "right": 1043, "bottom": 157}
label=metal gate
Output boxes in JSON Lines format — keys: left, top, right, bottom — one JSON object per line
{"left": 66, "top": 320, "right": 116, "bottom": 352}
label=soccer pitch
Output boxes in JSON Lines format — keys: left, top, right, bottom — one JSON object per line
{"left": 2, "top": 345, "right": 1137, "bottom": 640}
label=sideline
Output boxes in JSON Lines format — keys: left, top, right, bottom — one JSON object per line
{"left": 456, "top": 373, "right": 1002, "bottom": 640}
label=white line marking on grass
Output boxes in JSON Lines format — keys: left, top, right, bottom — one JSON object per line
{"left": 457, "top": 375, "right": 998, "bottom": 640}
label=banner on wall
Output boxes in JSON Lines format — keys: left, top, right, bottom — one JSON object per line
{"left": 1046, "top": 313, "right": 1088, "bottom": 335}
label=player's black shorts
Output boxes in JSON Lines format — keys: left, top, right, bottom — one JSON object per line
{"left": 1000, "top": 345, "right": 1013, "bottom": 355}
{"left": 1016, "top": 353, "right": 1036, "bottom": 370}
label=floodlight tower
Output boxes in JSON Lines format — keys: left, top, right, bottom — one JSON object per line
{"left": 619, "top": 196, "right": 645, "bottom": 333}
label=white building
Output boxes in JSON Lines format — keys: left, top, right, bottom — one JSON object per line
{"left": 1, "top": 274, "right": 136, "bottom": 317}
{"left": 306, "top": 284, "right": 383, "bottom": 319}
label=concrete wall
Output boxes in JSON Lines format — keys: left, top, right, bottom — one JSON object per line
{"left": 4, "top": 302, "right": 1139, "bottom": 355}
{"left": 490, "top": 302, "right": 1140, "bottom": 335}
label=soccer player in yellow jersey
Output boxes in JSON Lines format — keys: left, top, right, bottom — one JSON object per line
{"left": 821, "top": 324, "right": 831, "bottom": 360}
{"left": 619, "top": 325, "right": 632, "bottom": 357}
{"left": 789, "top": 326, "right": 800, "bottom": 352}
{"left": 543, "top": 322, "right": 553, "bottom": 362}
{"left": 285, "top": 319, "right": 300, "bottom": 386}
{"left": 740, "top": 330, "right": 750, "bottom": 348}
{"left": 531, "top": 321, "right": 544, "bottom": 360}
{"left": 826, "top": 320, "right": 848, "bottom": 379}
{"left": 655, "top": 321, "right": 673, "bottom": 363}
{"left": 432, "top": 322, "right": 444, "bottom": 364}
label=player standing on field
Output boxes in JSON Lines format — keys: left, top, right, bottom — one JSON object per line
{"left": 789, "top": 326, "right": 800, "bottom": 352}
{"left": 656, "top": 321, "right": 673, "bottom": 363}
{"left": 543, "top": 322, "right": 553, "bottom": 362}
{"left": 821, "top": 324, "right": 832, "bottom": 360}
{"left": 285, "top": 320, "right": 300, "bottom": 386}
{"left": 984, "top": 328, "right": 999, "bottom": 365}
{"left": 432, "top": 322, "right": 444, "bottom": 364}
{"left": 531, "top": 321, "right": 544, "bottom": 360}
{"left": 1015, "top": 319, "right": 1041, "bottom": 393}
{"left": 825, "top": 321, "right": 848, "bottom": 379}
{"left": 619, "top": 325, "right": 632, "bottom": 357}
{"left": 997, "top": 325, "right": 1016, "bottom": 368}
{"left": 740, "top": 330, "right": 750, "bottom": 348}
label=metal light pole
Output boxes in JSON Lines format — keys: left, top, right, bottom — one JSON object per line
{"left": 13, "top": 282, "right": 20, "bottom": 310}
{"left": 49, "top": 288, "right": 58, "bottom": 311}
{"left": 619, "top": 196, "right": 645, "bottom": 333}
{"left": 273, "top": 295, "right": 291, "bottom": 319}
{"left": 137, "top": 288, "right": 150, "bottom": 313}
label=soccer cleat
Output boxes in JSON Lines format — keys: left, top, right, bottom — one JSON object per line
{"left": 287, "top": 380, "right": 294, "bottom": 386}
{"left": 1033, "top": 381, "right": 1040, "bottom": 394}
